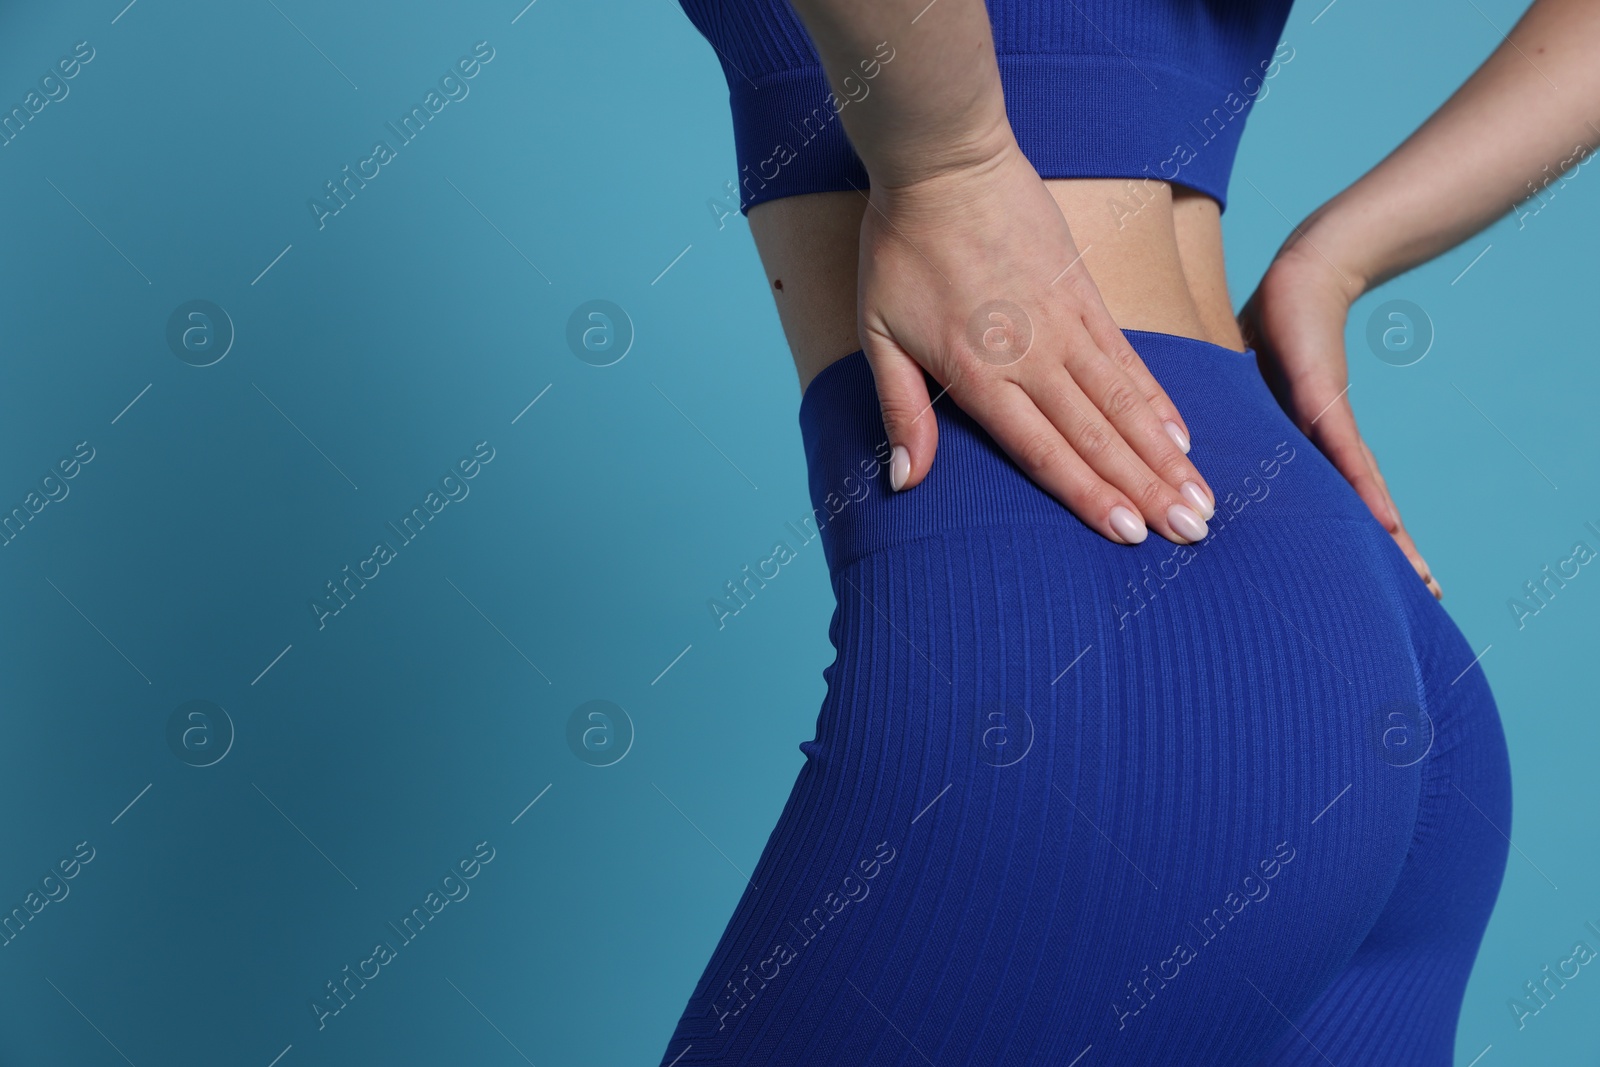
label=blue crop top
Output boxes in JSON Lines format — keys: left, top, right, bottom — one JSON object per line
{"left": 677, "top": 0, "right": 1296, "bottom": 214}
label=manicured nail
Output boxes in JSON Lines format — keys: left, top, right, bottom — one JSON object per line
{"left": 1181, "top": 481, "right": 1214, "bottom": 520}
{"left": 1109, "top": 506, "right": 1147, "bottom": 544}
{"left": 1167, "top": 504, "right": 1208, "bottom": 542}
{"left": 1164, "top": 421, "right": 1190, "bottom": 454}
{"left": 890, "top": 445, "right": 911, "bottom": 491}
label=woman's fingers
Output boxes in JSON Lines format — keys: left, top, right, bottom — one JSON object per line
{"left": 1307, "top": 389, "right": 1441, "bottom": 598}
{"left": 1055, "top": 319, "right": 1217, "bottom": 523}
{"left": 1389, "top": 520, "right": 1443, "bottom": 599}
{"left": 865, "top": 303, "right": 1210, "bottom": 547}
{"left": 958, "top": 380, "right": 1156, "bottom": 544}
{"left": 1358, "top": 438, "right": 1442, "bottom": 599}
{"left": 1017, "top": 362, "right": 1210, "bottom": 544}
{"left": 863, "top": 314, "right": 1211, "bottom": 550}
{"left": 862, "top": 325, "right": 939, "bottom": 493}
{"left": 1080, "top": 301, "right": 1195, "bottom": 456}
{"left": 1302, "top": 389, "right": 1396, "bottom": 531}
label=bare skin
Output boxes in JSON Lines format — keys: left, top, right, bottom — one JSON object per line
{"left": 751, "top": 181, "right": 1241, "bottom": 395}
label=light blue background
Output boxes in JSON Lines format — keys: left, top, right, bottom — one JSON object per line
{"left": 0, "top": 0, "right": 1591, "bottom": 1064}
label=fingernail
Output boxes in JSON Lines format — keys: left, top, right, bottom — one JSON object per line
{"left": 1181, "top": 481, "right": 1214, "bottom": 520}
{"left": 1109, "top": 506, "right": 1147, "bottom": 544}
{"left": 1164, "top": 421, "right": 1190, "bottom": 454}
{"left": 1167, "top": 504, "right": 1209, "bottom": 542}
{"left": 890, "top": 445, "right": 910, "bottom": 491}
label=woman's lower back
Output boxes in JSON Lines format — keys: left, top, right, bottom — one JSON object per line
{"left": 656, "top": 330, "right": 1511, "bottom": 1065}
{"left": 749, "top": 179, "right": 1247, "bottom": 391}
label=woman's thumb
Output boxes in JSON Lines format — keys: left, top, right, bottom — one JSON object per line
{"left": 862, "top": 331, "right": 939, "bottom": 493}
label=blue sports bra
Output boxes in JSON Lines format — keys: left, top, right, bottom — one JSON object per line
{"left": 677, "top": 0, "right": 1296, "bottom": 214}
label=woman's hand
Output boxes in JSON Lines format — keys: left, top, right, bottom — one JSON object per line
{"left": 858, "top": 140, "right": 1216, "bottom": 546}
{"left": 1238, "top": 241, "right": 1442, "bottom": 599}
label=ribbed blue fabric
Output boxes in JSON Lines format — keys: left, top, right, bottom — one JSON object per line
{"left": 676, "top": 0, "right": 1296, "bottom": 212}
{"left": 655, "top": 332, "right": 1511, "bottom": 1065}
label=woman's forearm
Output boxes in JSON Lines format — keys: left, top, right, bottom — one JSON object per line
{"left": 1297, "top": 0, "right": 1600, "bottom": 292}
{"left": 785, "top": 0, "right": 1017, "bottom": 188}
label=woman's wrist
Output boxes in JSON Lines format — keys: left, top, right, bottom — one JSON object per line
{"left": 1273, "top": 198, "right": 1375, "bottom": 307}
{"left": 865, "top": 126, "right": 1030, "bottom": 214}
{"left": 854, "top": 87, "right": 1020, "bottom": 190}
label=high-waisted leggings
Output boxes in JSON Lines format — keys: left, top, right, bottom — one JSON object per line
{"left": 656, "top": 330, "right": 1511, "bottom": 1066}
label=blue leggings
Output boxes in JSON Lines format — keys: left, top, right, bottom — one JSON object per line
{"left": 657, "top": 331, "right": 1511, "bottom": 1066}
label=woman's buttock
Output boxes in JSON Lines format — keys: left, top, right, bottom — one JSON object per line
{"left": 748, "top": 179, "right": 1247, "bottom": 392}
{"left": 793, "top": 330, "right": 1447, "bottom": 799}
{"left": 654, "top": 332, "right": 1495, "bottom": 1065}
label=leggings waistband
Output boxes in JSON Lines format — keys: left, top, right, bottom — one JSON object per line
{"left": 796, "top": 329, "right": 1320, "bottom": 573}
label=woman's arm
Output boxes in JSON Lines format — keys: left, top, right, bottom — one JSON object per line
{"left": 1240, "top": 0, "right": 1600, "bottom": 595}
{"left": 785, "top": 0, "right": 1218, "bottom": 545}
{"left": 1290, "top": 0, "right": 1600, "bottom": 288}
{"left": 784, "top": 0, "right": 1014, "bottom": 188}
